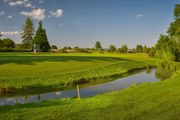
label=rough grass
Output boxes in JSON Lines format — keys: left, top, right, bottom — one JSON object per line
{"left": 0, "top": 65, "right": 180, "bottom": 120}
{"left": 0, "top": 53, "right": 157, "bottom": 95}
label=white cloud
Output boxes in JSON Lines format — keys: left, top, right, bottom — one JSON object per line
{"left": 24, "top": 3, "right": 36, "bottom": 8}
{"left": 20, "top": 9, "right": 46, "bottom": 20}
{"left": 0, "top": 31, "right": 21, "bottom": 35}
{"left": 136, "top": 14, "right": 144, "bottom": 18}
{"left": 49, "top": 9, "right": 63, "bottom": 18}
{"left": 0, "top": 12, "right": 5, "bottom": 16}
{"left": 9, "top": 1, "right": 24, "bottom": 6}
{"left": 7, "top": 15, "right": 12, "bottom": 19}
{"left": 4, "top": 0, "right": 36, "bottom": 8}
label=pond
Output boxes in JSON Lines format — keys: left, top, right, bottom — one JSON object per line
{"left": 0, "top": 69, "right": 169, "bottom": 106}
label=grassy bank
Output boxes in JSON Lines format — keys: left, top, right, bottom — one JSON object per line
{"left": 0, "top": 64, "right": 180, "bottom": 120}
{"left": 0, "top": 53, "right": 157, "bottom": 96}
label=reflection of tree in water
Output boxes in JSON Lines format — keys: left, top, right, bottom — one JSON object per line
{"left": 37, "top": 94, "right": 41, "bottom": 101}
{"left": 155, "top": 61, "right": 175, "bottom": 80}
{"left": 24, "top": 96, "right": 28, "bottom": 102}
{"left": 146, "top": 68, "right": 152, "bottom": 74}
{"left": 155, "top": 68, "right": 172, "bottom": 80}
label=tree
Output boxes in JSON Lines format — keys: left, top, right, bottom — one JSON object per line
{"left": 119, "top": 45, "right": 128, "bottom": 53}
{"left": 168, "top": 4, "right": 180, "bottom": 37}
{"left": 51, "top": 45, "right": 58, "bottom": 49}
{"left": 0, "top": 38, "right": 15, "bottom": 48}
{"left": 21, "top": 17, "right": 34, "bottom": 49}
{"left": 95, "top": 41, "right": 102, "bottom": 50}
{"left": 109, "top": 44, "right": 116, "bottom": 52}
{"left": 150, "top": 4, "right": 180, "bottom": 61}
{"left": 143, "top": 45, "right": 150, "bottom": 53}
{"left": 174, "top": 4, "right": 180, "bottom": 19}
{"left": 0, "top": 32, "right": 2, "bottom": 38}
{"left": 136, "top": 44, "right": 143, "bottom": 53}
{"left": 154, "top": 35, "right": 175, "bottom": 61}
{"left": 33, "top": 21, "right": 50, "bottom": 52}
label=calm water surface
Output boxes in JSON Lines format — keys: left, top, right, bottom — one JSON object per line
{"left": 0, "top": 69, "right": 161, "bottom": 106}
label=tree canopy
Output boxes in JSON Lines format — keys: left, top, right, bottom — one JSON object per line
{"left": 151, "top": 4, "right": 180, "bottom": 61}
{"left": 0, "top": 38, "right": 15, "bottom": 48}
{"left": 136, "top": 45, "right": 143, "bottom": 53}
{"left": 33, "top": 21, "right": 50, "bottom": 52}
{"left": 109, "top": 45, "right": 116, "bottom": 52}
{"left": 21, "top": 17, "right": 34, "bottom": 49}
{"left": 95, "top": 41, "right": 102, "bottom": 50}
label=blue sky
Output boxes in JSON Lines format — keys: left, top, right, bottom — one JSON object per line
{"left": 0, "top": 0, "right": 179, "bottom": 48}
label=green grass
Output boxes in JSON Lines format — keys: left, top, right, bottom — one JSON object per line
{"left": 0, "top": 64, "right": 180, "bottom": 120}
{"left": 0, "top": 53, "right": 157, "bottom": 95}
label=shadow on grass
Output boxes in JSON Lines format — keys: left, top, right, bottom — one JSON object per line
{"left": 0, "top": 56, "right": 132, "bottom": 65}
{"left": 0, "top": 99, "right": 72, "bottom": 113}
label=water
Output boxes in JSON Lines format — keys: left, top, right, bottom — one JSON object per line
{"left": 0, "top": 69, "right": 161, "bottom": 106}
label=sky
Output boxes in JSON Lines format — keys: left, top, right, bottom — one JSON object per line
{"left": 0, "top": 0, "right": 180, "bottom": 48}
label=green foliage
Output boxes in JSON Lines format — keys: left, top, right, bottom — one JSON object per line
{"left": 15, "top": 44, "right": 26, "bottom": 49}
{"left": 0, "top": 38, "right": 15, "bottom": 48}
{"left": 149, "top": 47, "right": 156, "bottom": 57}
{"left": 51, "top": 45, "right": 58, "bottom": 49}
{"left": 21, "top": 17, "right": 34, "bottom": 49}
{"left": 168, "top": 19, "right": 180, "bottom": 37}
{"left": 143, "top": 45, "right": 150, "bottom": 53}
{"left": 0, "top": 32, "right": 2, "bottom": 38}
{"left": 136, "top": 44, "right": 143, "bottom": 53}
{"left": 151, "top": 4, "right": 180, "bottom": 61}
{"left": 109, "top": 44, "right": 116, "bottom": 52}
{"left": 155, "top": 35, "right": 176, "bottom": 61}
{"left": 174, "top": 4, "right": 180, "bottom": 19}
{"left": 33, "top": 21, "right": 50, "bottom": 52}
{"left": 117, "top": 45, "right": 128, "bottom": 53}
{"left": 168, "top": 4, "right": 180, "bottom": 37}
{"left": 95, "top": 41, "right": 102, "bottom": 50}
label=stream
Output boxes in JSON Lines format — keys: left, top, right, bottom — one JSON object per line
{"left": 0, "top": 69, "right": 164, "bottom": 106}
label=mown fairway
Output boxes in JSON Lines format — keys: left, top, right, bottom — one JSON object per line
{"left": 0, "top": 53, "right": 157, "bottom": 95}
{"left": 0, "top": 63, "right": 180, "bottom": 120}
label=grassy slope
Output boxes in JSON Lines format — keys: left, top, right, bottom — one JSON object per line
{"left": 0, "top": 65, "right": 180, "bottom": 120}
{"left": 0, "top": 53, "right": 156, "bottom": 88}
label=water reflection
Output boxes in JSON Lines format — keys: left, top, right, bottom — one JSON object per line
{"left": 0, "top": 69, "right": 171, "bottom": 106}
{"left": 155, "top": 68, "right": 173, "bottom": 80}
{"left": 155, "top": 61, "right": 175, "bottom": 80}
{"left": 146, "top": 68, "right": 152, "bottom": 74}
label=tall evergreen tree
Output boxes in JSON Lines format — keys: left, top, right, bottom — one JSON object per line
{"left": 33, "top": 21, "right": 50, "bottom": 52}
{"left": 21, "top": 17, "right": 34, "bottom": 49}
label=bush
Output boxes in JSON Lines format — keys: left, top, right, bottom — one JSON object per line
{"left": 51, "top": 45, "right": 58, "bottom": 49}
{"left": 0, "top": 38, "right": 15, "bottom": 48}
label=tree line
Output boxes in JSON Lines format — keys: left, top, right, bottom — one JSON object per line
{"left": 149, "top": 4, "right": 180, "bottom": 61}
{"left": 94, "top": 41, "right": 150, "bottom": 53}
